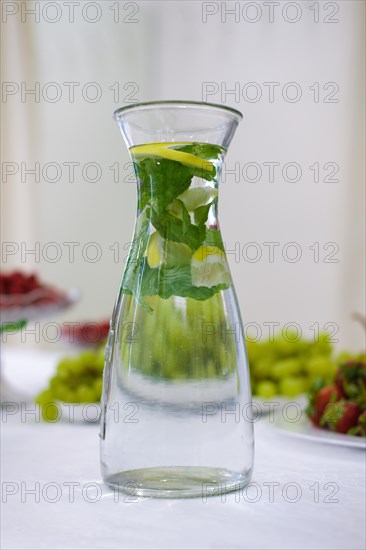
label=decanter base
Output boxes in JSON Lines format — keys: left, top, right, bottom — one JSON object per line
{"left": 104, "top": 466, "right": 252, "bottom": 499}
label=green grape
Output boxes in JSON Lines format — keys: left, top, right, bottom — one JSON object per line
{"left": 66, "top": 389, "right": 81, "bottom": 403}
{"left": 57, "top": 357, "right": 74, "bottom": 379}
{"left": 273, "top": 335, "right": 303, "bottom": 357}
{"left": 94, "top": 348, "right": 105, "bottom": 373}
{"left": 84, "top": 377, "right": 95, "bottom": 388}
{"left": 247, "top": 330, "right": 341, "bottom": 398}
{"left": 41, "top": 402, "right": 60, "bottom": 422}
{"left": 272, "top": 359, "right": 302, "bottom": 380}
{"left": 305, "top": 356, "right": 336, "bottom": 380}
{"left": 35, "top": 391, "right": 60, "bottom": 422}
{"left": 256, "top": 381, "right": 278, "bottom": 398}
{"left": 252, "top": 358, "right": 274, "bottom": 380}
{"left": 77, "top": 350, "right": 98, "bottom": 370}
{"left": 257, "top": 342, "right": 278, "bottom": 360}
{"left": 53, "top": 383, "right": 70, "bottom": 402}
{"left": 35, "top": 389, "right": 53, "bottom": 406}
{"left": 279, "top": 376, "right": 308, "bottom": 397}
{"left": 35, "top": 346, "right": 104, "bottom": 415}
{"left": 49, "top": 376, "right": 60, "bottom": 391}
{"left": 77, "top": 385, "right": 97, "bottom": 403}
{"left": 93, "top": 379, "right": 103, "bottom": 400}
{"left": 246, "top": 341, "right": 265, "bottom": 363}
{"left": 308, "top": 333, "right": 333, "bottom": 356}
{"left": 68, "top": 357, "right": 85, "bottom": 375}
{"left": 292, "top": 339, "right": 312, "bottom": 355}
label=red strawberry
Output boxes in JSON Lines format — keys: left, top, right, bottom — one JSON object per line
{"left": 347, "top": 410, "right": 366, "bottom": 437}
{"left": 321, "top": 400, "right": 361, "bottom": 434}
{"left": 9, "top": 283, "right": 24, "bottom": 295}
{"left": 308, "top": 385, "right": 342, "bottom": 426}
{"left": 356, "top": 411, "right": 366, "bottom": 436}
{"left": 11, "top": 271, "right": 23, "bottom": 282}
{"left": 335, "top": 361, "right": 366, "bottom": 399}
{"left": 26, "top": 274, "right": 39, "bottom": 291}
{"left": 335, "top": 402, "right": 361, "bottom": 434}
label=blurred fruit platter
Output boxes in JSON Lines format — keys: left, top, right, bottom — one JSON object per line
{"left": 4, "top": 270, "right": 363, "bottom": 441}
{"left": 249, "top": 332, "right": 365, "bottom": 442}
{"left": 272, "top": 357, "right": 366, "bottom": 448}
{"left": 34, "top": 324, "right": 366, "bottom": 441}
{"left": 0, "top": 271, "right": 78, "bottom": 325}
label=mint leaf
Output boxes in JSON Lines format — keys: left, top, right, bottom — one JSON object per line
{"left": 151, "top": 208, "right": 206, "bottom": 251}
{"left": 141, "top": 263, "right": 229, "bottom": 301}
{"left": 121, "top": 213, "right": 149, "bottom": 295}
{"left": 176, "top": 143, "right": 224, "bottom": 160}
{"left": 125, "top": 142, "right": 229, "bottom": 307}
{"left": 193, "top": 199, "right": 216, "bottom": 227}
{"left": 173, "top": 143, "right": 224, "bottom": 181}
{"left": 204, "top": 229, "right": 225, "bottom": 251}
{"left": 133, "top": 158, "right": 193, "bottom": 212}
{"left": 167, "top": 199, "right": 191, "bottom": 233}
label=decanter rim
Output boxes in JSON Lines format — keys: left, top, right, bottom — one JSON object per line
{"left": 113, "top": 100, "right": 243, "bottom": 121}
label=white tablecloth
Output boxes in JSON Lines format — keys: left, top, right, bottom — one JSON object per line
{"left": 1, "top": 347, "right": 365, "bottom": 550}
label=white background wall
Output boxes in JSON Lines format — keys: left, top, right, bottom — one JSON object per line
{"left": 1, "top": 0, "right": 365, "bottom": 350}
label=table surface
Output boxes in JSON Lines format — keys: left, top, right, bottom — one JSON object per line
{"left": 1, "top": 347, "right": 365, "bottom": 550}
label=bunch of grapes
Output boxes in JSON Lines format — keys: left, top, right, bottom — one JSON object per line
{"left": 248, "top": 332, "right": 337, "bottom": 398}
{"left": 35, "top": 349, "right": 104, "bottom": 420}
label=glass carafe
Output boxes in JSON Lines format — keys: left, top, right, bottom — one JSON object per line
{"left": 100, "top": 101, "right": 254, "bottom": 498}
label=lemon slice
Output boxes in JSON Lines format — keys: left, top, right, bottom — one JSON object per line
{"left": 131, "top": 143, "right": 215, "bottom": 173}
{"left": 192, "top": 245, "right": 226, "bottom": 263}
{"left": 146, "top": 231, "right": 192, "bottom": 268}
{"left": 191, "top": 262, "right": 231, "bottom": 288}
{"left": 146, "top": 231, "right": 163, "bottom": 268}
{"left": 191, "top": 245, "right": 230, "bottom": 288}
{"left": 165, "top": 241, "right": 192, "bottom": 268}
{"left": 178, "top": 186, "right": 218, "bottom": 211}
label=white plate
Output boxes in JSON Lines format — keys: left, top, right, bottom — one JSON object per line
{"left": 271, "top": 410, "right": 366, "bottom": 449}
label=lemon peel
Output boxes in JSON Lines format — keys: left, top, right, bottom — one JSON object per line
{"left": 131, "top": 143, "right": 215, "bottom": 173}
